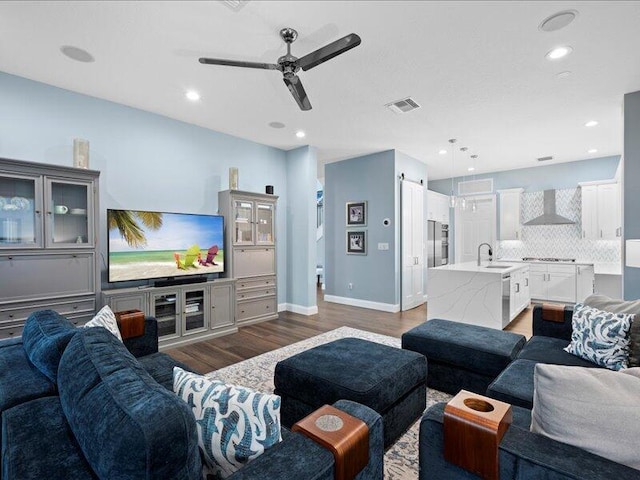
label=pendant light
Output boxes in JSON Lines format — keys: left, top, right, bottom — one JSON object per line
{"left": 448, "top": 139, "right": 457, "bottom": 208}
{"left": 459, "top": 147, "right": 468, "bottom": 211}
{"left": 471, "top": 154, "right": 478, "bottom": 213}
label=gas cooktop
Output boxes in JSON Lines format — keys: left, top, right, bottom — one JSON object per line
{"left": 522, "top": 257, "right": 576, "bottom": 262}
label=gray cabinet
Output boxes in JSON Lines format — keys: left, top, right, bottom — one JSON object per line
{"left": 102, "top": 278, "right": 236, "bottom": 349}
{"left": 0, "top": 158, "right": 100, "bottom": 339}
{"left": 219, "top": 190, "right": 278, "bottom": 326}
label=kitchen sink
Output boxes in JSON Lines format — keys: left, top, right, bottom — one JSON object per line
{"left": 484, "top": 265, "right": 511, "bottom": 269}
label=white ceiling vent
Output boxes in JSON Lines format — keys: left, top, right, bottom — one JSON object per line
{"left": 385, "top": 97, "right": 421, "bottom": 114}
{"left": 220, "top": 0, "right": 249, "bottom": 11}
{"left": 537, "top": 155, "right": 554, "bottom": 162}
{"left": 458, "top": 178, "right": 494, "bottom": 195}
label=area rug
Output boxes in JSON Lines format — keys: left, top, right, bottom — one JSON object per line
{"left": 206, "top": 327, "right": 452, "bottom": 479}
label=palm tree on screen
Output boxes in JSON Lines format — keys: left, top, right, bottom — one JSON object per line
{"left": 108, "top": 210, "right": 163, "bottom": 247}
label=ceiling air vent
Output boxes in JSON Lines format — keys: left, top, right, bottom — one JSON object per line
{"left": 385, "top": 97, "right": 421, "bottom": 114}
{"left": 220, "top": 0, "right": 249, "bottom": 11}
{"left": 537, "top": 156, "right": 554, "bottom": 162}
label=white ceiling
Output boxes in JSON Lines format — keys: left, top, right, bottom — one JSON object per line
{"left": 1, "top": 1, "right": 639, "bottom": 179}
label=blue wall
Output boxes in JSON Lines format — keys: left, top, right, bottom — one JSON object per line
{"left": 285, "top": 146, "right": 317, "bottom": 309}
{"left": 428, "top": 156, "right": 621, "bottom": 194}
{"left": 0, "top": 71, "right": 291, "bottom": 303}
{"left": 325, "top": 151, "right": 397, "bottom": 306}
{"left": 624, "top": 91, "right": 640, "bottom": 300}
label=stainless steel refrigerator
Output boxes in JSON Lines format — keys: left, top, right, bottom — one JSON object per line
{"left": 427, "top": 221, "right": 443, "bottom": 267}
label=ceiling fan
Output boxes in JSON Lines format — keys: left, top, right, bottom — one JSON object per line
{"left": 199, "top": 28, "right": 361, "bottom": 111}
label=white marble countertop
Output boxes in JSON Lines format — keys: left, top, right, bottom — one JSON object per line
{"left": 498, "top": 258, "right": 622, "bottom": 275}
{"left": 498, "top": 258, "right": 594, "bottom": 266}
{"left": 430, "top": 261, "right": 528, "bottom": 275}
{"left": 594, "top": 263, "right": 622, "bottom": 275}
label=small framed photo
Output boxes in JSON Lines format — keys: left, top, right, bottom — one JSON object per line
{"left": 346, "top": 230, "right": 367, "bottom": 255}
{"left": 346, "top": 201, "right": 367, "bottom": 226}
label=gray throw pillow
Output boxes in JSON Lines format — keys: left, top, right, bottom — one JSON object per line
{"left": 531, "top": 364, "right": 640, "bottom": 471}
{"left": 584, "top": 294, "right": 640, "bottom": 367}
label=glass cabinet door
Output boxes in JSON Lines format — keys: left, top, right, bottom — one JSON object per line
{"left": 45, "top": 179, "right": 93, "bottom": 248}
{"left": 183, "top": 288, "right": 207, "bottom": 334}
{"left": 152, "top": 292, "right": 179, "bottom": 339}
{"left": 256, "top": 203, "right": 275, "bottom": 245}
{"left": 0, "top": 173, "right": 42, "bottom": 248}
{"left": 233, "top": 200, "right": 253, "bottom": 245}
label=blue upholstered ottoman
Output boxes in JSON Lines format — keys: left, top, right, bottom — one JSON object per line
{"left": 402, "top": 319, "right": 526, "bottom": 395}
{"left": 274, "top": 337, "right": 427, "bottom": 448}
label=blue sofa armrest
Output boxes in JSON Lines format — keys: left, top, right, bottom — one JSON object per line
{"left": 229, "top": 400, "right": 384, "bottom": 480}
{"left": 122, "top": 317, "right": 158, "bottom": 358}
{"left": 420, "top": 403, "right": 640, "bottom": 480}
{"left": 532, "top": 304, "right": 573, "bottom": 341}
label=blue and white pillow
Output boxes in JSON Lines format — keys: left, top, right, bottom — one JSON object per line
{"left": 84, "top": 305, "right": 123, "bottom": 342}
{"left": 173, "top": 367, "right": 282, "bottom": 479}
{"left": 564, "top": 303, "right": 634, "bottom": 370}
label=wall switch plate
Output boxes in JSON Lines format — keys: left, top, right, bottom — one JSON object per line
{"left": 378, "top": 243, "right": 389, "bottom": 250}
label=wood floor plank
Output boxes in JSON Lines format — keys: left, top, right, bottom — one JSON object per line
{"left": 166, "top": 290, "right": 533, "bottom": 373}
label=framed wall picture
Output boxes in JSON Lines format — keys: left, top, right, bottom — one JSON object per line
{"left": 346, "top": 230, "right": 367, "bottom": 255}
{"left": 346, "top": 201, "right": 367, "bottom": 226}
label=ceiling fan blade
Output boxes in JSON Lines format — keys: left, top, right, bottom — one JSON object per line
{"left": 283, "top": 76, "right": 312, "bottom": 111}
{"left": 199, "top": 57, "right": 280, "bottom": 70}
{"left": 297, "top": 33, "right": 361, "bottom": 71}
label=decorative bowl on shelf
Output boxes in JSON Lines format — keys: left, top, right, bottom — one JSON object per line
{"left": 11, "top": 197, "right": 30, "bottom": 210}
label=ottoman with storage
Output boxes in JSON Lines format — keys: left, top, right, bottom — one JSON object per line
{"left": 274, "top": 337, "right": 427, "bottom": 448}
{"left": 401, "top": 319, "right": 526, "bottom": 395}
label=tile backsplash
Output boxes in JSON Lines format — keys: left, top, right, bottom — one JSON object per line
{"left": 496, "top": 188, "right": 621, "bottom": 263}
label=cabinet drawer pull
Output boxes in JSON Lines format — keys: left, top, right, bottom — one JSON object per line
{"left": 73, "top": 305, "right": 78, "bottom": 310}
{"left": 9, "top": 314, "right": 13, "bottom": 318}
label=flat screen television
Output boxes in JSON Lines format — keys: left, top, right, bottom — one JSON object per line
{"left": 107, "top": 209, "right": 224, "bottom": 283}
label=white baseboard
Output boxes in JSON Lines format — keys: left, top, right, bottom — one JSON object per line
{"left": 279, "top": 303, "right": 318, "bottom": 316}
{"left": 324, "top": 295, "right": 400, "bottom": 313}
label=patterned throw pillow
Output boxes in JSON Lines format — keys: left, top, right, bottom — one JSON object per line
{"left": 173, "top": 367, "right": 282, "bottom": 479}
{"left": 564, "top": 303, "right": 634, "bottom": 370}
{"left": 84, "top": 305, "right": 123, "bottom": 342}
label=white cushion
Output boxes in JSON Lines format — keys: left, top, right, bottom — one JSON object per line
{"left": 564, "top": 303, "right": 633, "bottom": 370}
{"left": 173, "top": 367, "right": 281, "bottom": 478}
{"left": 84, "top": 305, "right": 123, "bottom": 342}
{"left": 531, "top": 364, "right": 640, "bottom": 470}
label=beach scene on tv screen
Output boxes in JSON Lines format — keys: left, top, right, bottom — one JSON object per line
{"left": 108, "top": 210, "right": 224, "bottom": 282}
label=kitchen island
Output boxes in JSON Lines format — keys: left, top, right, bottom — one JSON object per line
{"left": 427, "top": 262, "right": 530, "bottom": 330}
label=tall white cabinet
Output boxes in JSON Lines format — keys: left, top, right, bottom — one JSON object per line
{"left": 579, "top": 180, "right": 621, "bottom": 240}
{"left": 427, "top": 190, "right": 450, "bottom": 225}
{"left": 402, "top": 181, "right": 425, "bottom": 311}
{"left": 218, "top": 190, "right": 278, "bottom": 325}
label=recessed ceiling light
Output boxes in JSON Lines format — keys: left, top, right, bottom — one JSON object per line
{"left": 585, "top": 120, "right": 599, "bottom": 127}
{"left": 468, "top": 167, "right": 475, "bottom": 172}
{"left": 296, "top": 131, "right": 306, "bottom": 138}
{"left": 185, "top": 90, "right": 201, "bottom": 101}
{"left": 60, "top": 45, "right": 94, "bottom": 63}
{"left": 556, "top": 71, "right": 572, "bottom": 80}
{"left": 268, "top": 121, "right": 285, "bottom": 129}
{"left": 438, "top": 149, "right": 447, "bottom": 155}
{"left": 546, "top": 46, "right": 573, "bottom": 60}
{"left": 539, "top": 10, "right": 579, "bottom": 32}
{"left": 588, "top": 148, "right": 598, "bottom": 154}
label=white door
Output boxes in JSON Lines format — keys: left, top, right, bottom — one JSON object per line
{"left": 529, "top": 265, "right": 547, "bottom": 300}
{"left": 576, "top": 265, "right": 595, "bottom": 302}
{"left": 402, "top": 181, "right": 425, "bottom": 311}
{"left": 547, "top": 266, "right": 576, "bottom": 303}
{"left": 455, "top": 195, "right": 496, "bottom": 264}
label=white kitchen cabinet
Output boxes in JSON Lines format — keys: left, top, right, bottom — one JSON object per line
{"left": 509, "top": 267, "right": 530, "bottom": 320}
{"left": 576, "top": 264, "right": 595, "bottom": 302}
{"left": 498, "top": 188, "right": 523, "bottom": 241}
{"left": 528, "top": 263, "right": 578, "bottom": 303}
{"left": 579, "top": 180, "right": 621, "bottom": 240}
{"left": 427, "top": 190, "right": 450, "bottom": 225}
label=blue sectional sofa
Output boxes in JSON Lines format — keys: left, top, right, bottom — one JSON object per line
{"left": 0, "top": 310, "right": 384, "bottom": 480}
{"left": 417, "top": 304, "right": 640, "bottom": 479}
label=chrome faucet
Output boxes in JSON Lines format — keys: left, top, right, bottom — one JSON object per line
{"left": 477, "top": 243, "right": 493, "bottom": 266}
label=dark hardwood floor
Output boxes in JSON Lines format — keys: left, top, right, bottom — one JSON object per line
{"left": 166, "top": 288, "right": 532, "bottom": 374}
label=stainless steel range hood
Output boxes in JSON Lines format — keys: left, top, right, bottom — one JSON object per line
{"left": 524, "top": 189, "right": 575, "bottom": 225}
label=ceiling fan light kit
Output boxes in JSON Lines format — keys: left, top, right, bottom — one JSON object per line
{"left": 199, "top": 27, "right": 361, "bottom": 111}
